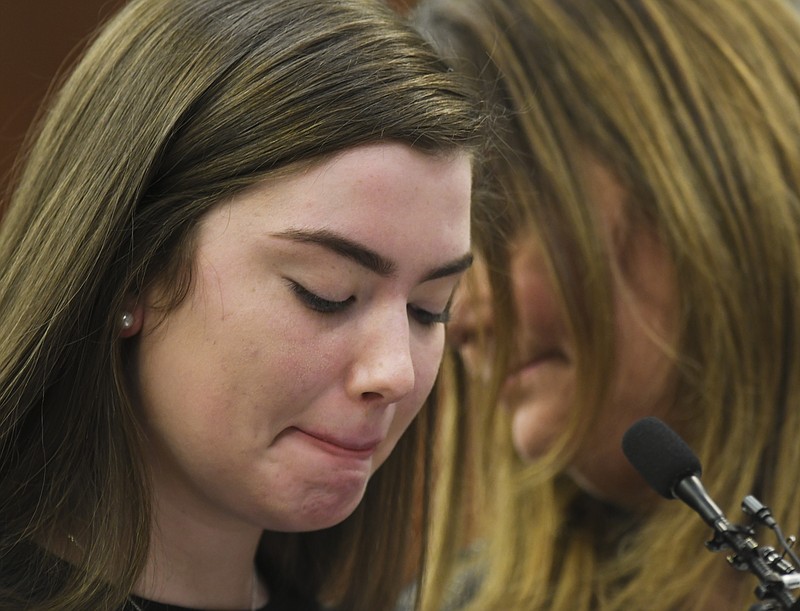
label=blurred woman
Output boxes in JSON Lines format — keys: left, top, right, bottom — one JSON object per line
{"left": 415, "top": 0, "right": 800, "bottom": 609}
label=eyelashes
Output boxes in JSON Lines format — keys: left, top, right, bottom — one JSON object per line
{"left": 409, "top": 304, "right": 451, "bottom": 326}
{"left": 285, "top": 279, "right": 450, "bottom": 326}
{"left": 286, "top": 279, "right": 354, "bottom": 313}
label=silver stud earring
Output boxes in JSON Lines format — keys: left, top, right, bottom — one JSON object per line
{"left": 121, "top": 311, "right": 134, "bottom": 331}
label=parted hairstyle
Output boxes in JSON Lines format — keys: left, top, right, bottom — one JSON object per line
{"left": 415, "top": 0, "right": 800, "bottom": 609}
{"left": 0, "top": 0, "right": 483, "bottom": 609}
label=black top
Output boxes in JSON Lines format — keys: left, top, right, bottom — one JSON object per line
{"left": 125, "top": 590, "right": 318, "bottom": 611}
{"left": 0, "top": 538, "right": 321, "bottom": 611}
{"left": 125, "top": 578, "right": 320, "bottom": 611}
{"left": 125, "top": 599, "right": 271, "bottom": 611}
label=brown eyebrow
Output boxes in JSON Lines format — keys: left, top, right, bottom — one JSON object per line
{"left": 424, "top": 252, "right": 474, "bottom": 282}
{"left": 272, "top": 228, "right": 473, "bottom": 281}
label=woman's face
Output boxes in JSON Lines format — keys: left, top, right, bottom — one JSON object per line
{"left": 452, "top": 161, "right": 679, "bottom": 506}
{"left": 130, "top": 142, "right": 472, "bottom": 533}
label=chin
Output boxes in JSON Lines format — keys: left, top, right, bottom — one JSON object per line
{"left": 510, "top": 408, "right": 562, "bottom": 462}
{"left": 282, "top": 483, "right": 368, "bottom": 532}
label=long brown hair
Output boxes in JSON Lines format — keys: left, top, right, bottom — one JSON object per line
{"left": 417, "top": 0, "right": 800, "bottom": 608}
{"left": 0, "top": 1, "right": 483, "bottom": 609}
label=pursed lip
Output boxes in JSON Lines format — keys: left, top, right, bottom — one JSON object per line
{"left": 291, "top": 427, "right": 382, "bottom": 458}
{"left": 507, "top": 349, "right": 567, "bottom": 381}
{"left": 501, "top": 350, "right": 569, "bottom": 404}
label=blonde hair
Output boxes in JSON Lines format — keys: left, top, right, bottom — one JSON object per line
{"left": 417, "top": 0, "right": 800, "bottom": 608}
{"left": 0, "top": 0, "right": 482, "bottom": 609}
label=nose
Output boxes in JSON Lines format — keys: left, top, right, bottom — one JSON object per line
{"left": 346, "top": 306, "right": 416, "bottom": 404}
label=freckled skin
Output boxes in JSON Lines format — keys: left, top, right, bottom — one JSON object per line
{"left": 131, "top": 142, "right": 472, "bottom": 536}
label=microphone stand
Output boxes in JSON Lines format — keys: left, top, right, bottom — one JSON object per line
{"left": 702, "top": 495, "right": 800, "bottom": 610}
{"left": 620, "top": 418, "right": 800, "bottom": 609}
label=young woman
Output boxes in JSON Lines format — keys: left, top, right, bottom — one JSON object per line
{"left": 0, "top": 0, "right": 483, "bottom": 609}
{"left": 415, "top": 0, "right": 800, "bottom": 609}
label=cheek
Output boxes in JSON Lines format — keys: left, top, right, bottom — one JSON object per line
{"left": 513, "top": 272, "right": 561, "bottom": 330}
{"left": 608, "top": 230, "right": 680, "bottom": 422}
{"left": 568, "top": 240, "right": 680, "bottom": 504}
{"left": 510, "top": 248, "right": 567, "bottom": 352}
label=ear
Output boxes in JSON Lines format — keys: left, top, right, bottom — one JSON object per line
{"left": 119, "top": 295, "right": 145, "bottom": 338}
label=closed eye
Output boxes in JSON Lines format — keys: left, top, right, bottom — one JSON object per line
{"left": 285, "top": 279, "right": 354, "bottom": 314}
{"left": 408, "top": 304, "right": 451, "bottom": 327}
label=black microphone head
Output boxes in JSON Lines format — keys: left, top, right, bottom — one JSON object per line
{"left": 621, "top": 417, "right": 702, "bottom": 499}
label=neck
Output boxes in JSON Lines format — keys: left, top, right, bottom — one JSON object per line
{"left": 134, "top": 491, "right": 267, "bottom": 609}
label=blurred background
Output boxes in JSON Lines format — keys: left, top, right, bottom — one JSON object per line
{"left": 0, "top": 0, "right": 415, "bottom": 214}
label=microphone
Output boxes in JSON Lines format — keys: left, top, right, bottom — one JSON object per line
{"left": 621, "top": 416, "right": 726, "bottom": 528}
{"left": 622, "top": 417, "right": 800, "bottom": 610}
